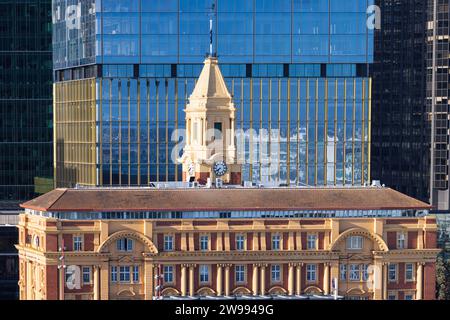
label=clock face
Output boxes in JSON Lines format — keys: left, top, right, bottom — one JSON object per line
{"left": 213, "top": 161, "right": 228, "bottom": 177}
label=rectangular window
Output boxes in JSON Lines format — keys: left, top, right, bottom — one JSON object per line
{"left": 405, "top": 263, "right": 414, "bottom": 281}
{"left": 397, "top": 232, "right": 406, "bottom": 249}
{"left": 272, "top": 234, "right": 281, "bottom": 250}
{"left": 163, "top": 266, "right": 174, "bottom": 283}
{"left": 349, "top": 264, "right": 360, "bottom": 281}
{"left": 405, "top": 294, "right": 414, "bottom": 300}
{"left": 388, "top": 264, "right": 397, "bottom": 282}
{"left": 117, "top": 238, "right": 133, "bottom": 252}
{"left": 307, "top": 234, "right": 317, "bottom": 250}
{"left": 306, "top": 264, "right": 316, "bottom": 282}
{"left": 235, "top": 265, "right": 245, "bottom": 283}
{"left": 388, "top": 293, "right": 396, "bottom": 300}
{"left": 119, "top": 266, "right": 131, "bottom": 283}
{"left": 362, "top": 265, "right": 369, "bottom": 281}
{"left": 214, "top": 122, "right": 222, "bottom": 139}
{"left": 73, "top": 236, "right": 83, "bottom": 252}
{"left": 82, "top": 267, "right": 91, "bottom": 284}
{"left": 236, "top": 234, "right": 245, "bottom": 251}
{"left": 271, "top": 265, "right": 281, "bottom": 283}
{"left": 200, "top": 265, "right": 209, "bottom": 283}
{"left": 340, "top": 264, "right": 347, "bottom": 280}
{"left": 164, "top": 235, "right": 174, "bottom": 251}
{"left": 111, "top": 266, "right": 118, "bottom": 282}
{"left": 133, "top": 266, "right": 139, "bottom": 283}
{"left": 200, "top": 235, "right": 209, "bottom": 251}
{"left": 347, "top": 236, "right": 363, "bottom": 250}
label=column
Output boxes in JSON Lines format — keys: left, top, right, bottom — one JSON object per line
{"left": 100, "top": 263, "right": 109, "bottom": 300}
{"left": 217, "top": 265, "right": 223, "bottom": 296}
{"left": 143, "top": 261, "right": 154, "bottom": 300}
{"left": 323, "top": 263, "right": 330, "bottom": 295}
{"left": 225, "top": 265, "right": 231, "bottom": 296}
{"left": 416, "top": 263, "right": 423, "bottom": 300}
{"left": 181, "top": 265, "right": 187, "bottom": 296}
{"left": 382, "top": 264, "right": 388, "bottom": 300}
{"left": 288, "top": 264, "right": 295, "bottom": 295}
{"left": 93, "top": 265, "right": 99, "bottom": 300}
{"left": 373, "top": 262, "right": 383, "bottom": 300}
{"left": 288, "top": 232, "right": 295, "bottom": 250}
{"left": 296, "top": 264, "right": 302, "bottom": 295}
{"left": 189, "top": 265, "right": 195, "bottom": 297}
{"left": 260, "top": 265, "right": 266, "bottom": 296}
{"left": 59, "top": 265, "right": 65, "bottom": 300}
{"left": 253, "top": 232, "right": 259, "bottom": 251}
{"left": 252, "top": 264, "right": 259, "bottom": 296}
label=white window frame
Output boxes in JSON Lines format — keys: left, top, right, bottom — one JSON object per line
{"left": 133, "top": 265, "right": 139, "bottom": 283}
{"left": 388, "top": 264, "right": 397, "bottom": 282}
{"left": 307, "top": 234, "right": 317, "bottom": 250}
{"left": 362, "top": 264, "right": 369, "bottom": 281}
{"left": 200, "top": 235, "right": 209, "bottom": 251}
{"left": 163, "top": 265, "right": 174, "bottom": 284}
{"left": 199, "top": 265, "right": 209, "bottom": 283}
{"left": 397, "top": 232, "right": 406, "bottom": 249}
{"left": 111, "top": 266, "right": 118, "bottom": 282}
{"left": 272, "top": 234, "right": 281, "bottom": 250}
{"left": 349, "top": 264, "right": 361, "bottom": 281}
{"left": 119, "top": 266, "right": 131, "bottom": 283}
{"left": 82, "top": 266, "right": 91, "bottom": 284}
{"left": 271, "top": 265, "right": 281, "bottom": 283}
{"left": 347, "top": 236, "right": 363, "bottom": 250}
{"left": 117, "top": 238, "right": 133, "bottom": 252}
{"left": 404, "top": 293, "right": 414, "bottom": 300}
{"left": 73, "top": 235, "right": 83, "bottom": 252}
{"left": 164, "top": 235, "right": 174, "bottom": 252}
{"left": 236, "top": 234, "right": 245, "bottom": 251}
{"left": 235, "top": 265, "right": 246, "bottom": 284}
{"left": 306, "top": 264, "right": 317, "bottom": 282}
{"left": 405, "top": 263, "right": 414, "bottom": 282}
{"left": 340, "top": 264, "right": 347, "bottom": 280}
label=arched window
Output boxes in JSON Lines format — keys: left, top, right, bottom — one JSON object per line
{"left": 34, "top": 235, "right": 40, "bottom": 248}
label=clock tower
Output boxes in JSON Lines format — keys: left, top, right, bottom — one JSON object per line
{"left": 179, "top": 56, "right": 241, "bottom": 185}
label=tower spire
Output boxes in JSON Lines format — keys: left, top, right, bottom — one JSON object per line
{"left": 208, "top": 2, "right": 216, "bottom": 57}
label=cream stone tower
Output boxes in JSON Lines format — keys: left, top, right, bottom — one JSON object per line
{"left": 179, "top": 57, "right": 241, "bottom": 185}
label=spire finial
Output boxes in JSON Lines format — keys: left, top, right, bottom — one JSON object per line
{"left": 208, "top": 2, "right": 216, "bottom": 57}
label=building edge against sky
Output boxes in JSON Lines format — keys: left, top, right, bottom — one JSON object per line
{"left": 52, "top": 0, "right": 373, "bottom": 188}
{"left": 0, "top": 0, "right": 53, "bottom": 210}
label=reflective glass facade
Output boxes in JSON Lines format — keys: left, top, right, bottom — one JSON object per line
{"left": 0, "top": 0, "right": 53, "bottom": 208}
{"left": 0, "top": 226, "right": 19, "bottom": 300}
{"left": 371, "top": 0, "right": 429, "bottom": 202}
{"left": 53, "top": 0, "right": 374, "bottom": 187}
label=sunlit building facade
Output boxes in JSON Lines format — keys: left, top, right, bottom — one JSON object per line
{"left": 53, "top": 0, "right": 374, "bottom": 187}
{"left": 16, "top": 186, "right": 440, "bottom": 300}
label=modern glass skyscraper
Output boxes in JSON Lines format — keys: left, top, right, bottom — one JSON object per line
{"left": 371, "top": 0, "right": 429, "bottom": 202}
{"left": 52, "top": 0, "right": 374, "bottom": 187}
{"left": 0, "top": 0, "right": 53, "bottom": 209}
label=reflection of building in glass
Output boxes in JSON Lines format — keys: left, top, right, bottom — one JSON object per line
{"left": 0, "top": 0, "right": 53, "bottom": 208}
{"left": 53, "top": 0, "right": 374, "bottom": 187}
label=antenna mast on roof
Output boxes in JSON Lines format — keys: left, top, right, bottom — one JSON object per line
{"left": 208, "top": 2, "right": 216, "bottom": 57}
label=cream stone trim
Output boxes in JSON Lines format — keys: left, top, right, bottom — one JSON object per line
{"left": 97, "top": 230, "right": 158, "bottom": 254}
{"left": 268, "top": 286, "right": 287, "bottom": 295}
{"left": 232, "top": 287, "right": 251, "bottom": 295}
{"left": 329, "top": 228, "right": 389, "bottom": 251}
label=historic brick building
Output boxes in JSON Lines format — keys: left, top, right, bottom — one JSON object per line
{"left": 16, "top": 186, "right": 439, "bottom": 300}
